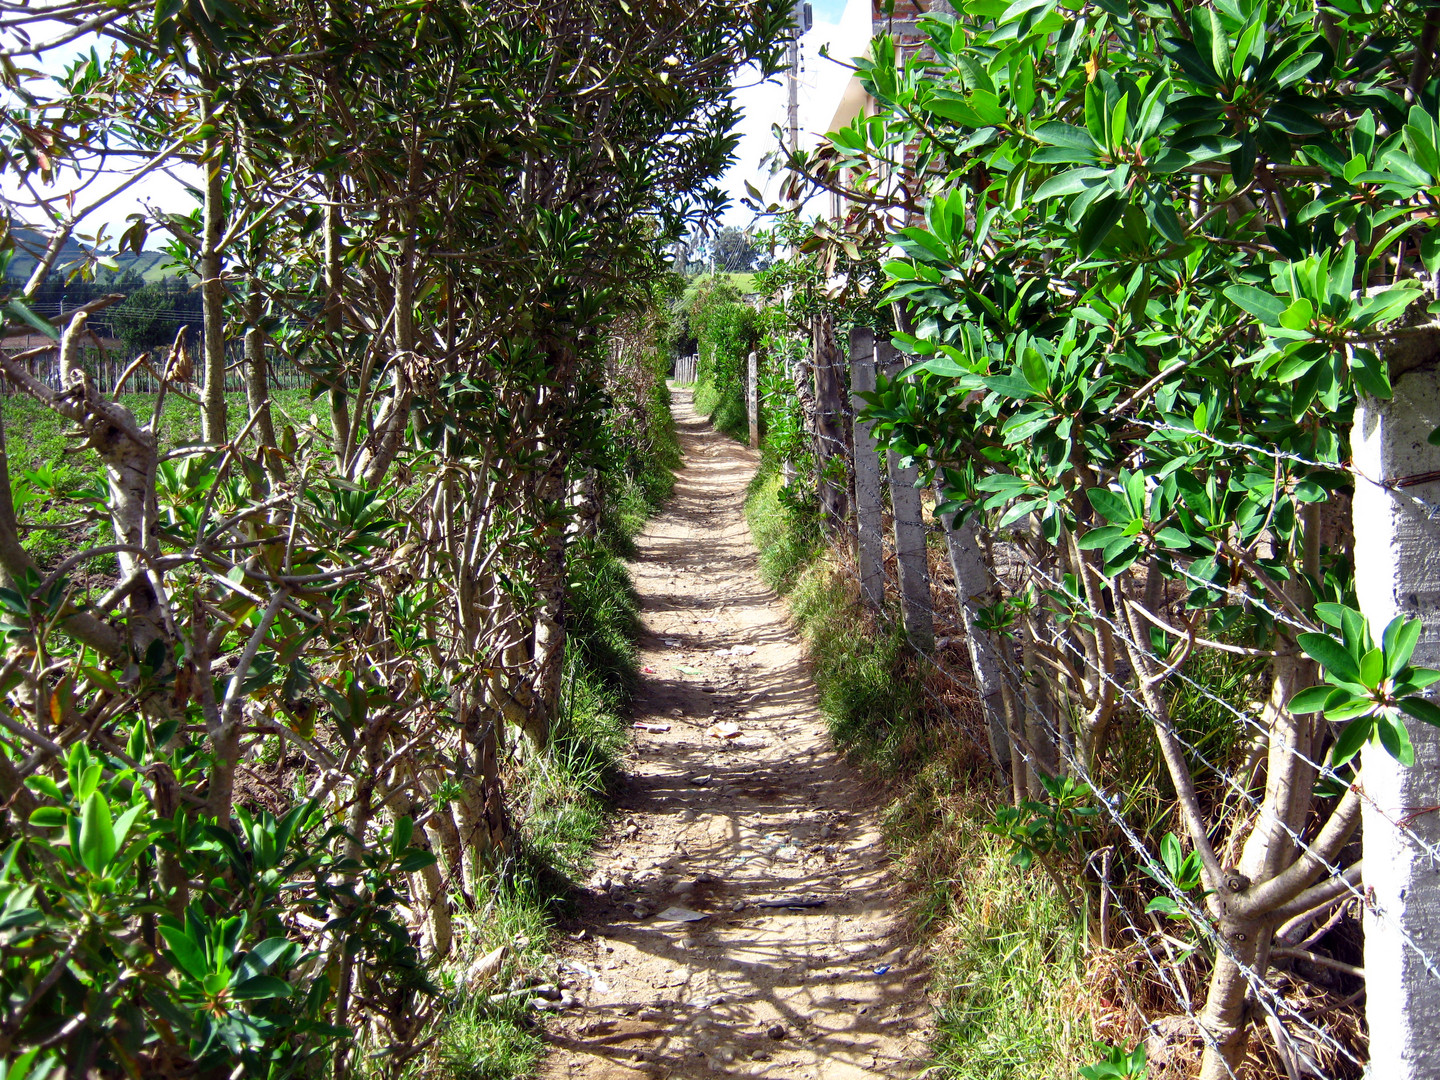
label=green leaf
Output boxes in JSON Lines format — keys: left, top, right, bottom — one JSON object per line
{"left": 1, "top": 301, "right": 57, "bottom": 340}
{"left": 1224, "top": 285, "right": 1287, "bottom": 325}
{"left": 1077, "top": 194, "right": 1125, "bottom": 255}
{"left": 1012, "top": 54, "right": 1036, "bottom": 115}
{"left": 1020, "top": 350, "right": 1048, "bottom": 392}
{"left": 1402, "top": 667, "right": 1440, "bottom": 690}
{"left": 1033, "top": 168, "right": 1109, "bottom": 201}
{"left": 78, "top": 791, "right": 116, "bottom": 876}
{"left": 1084, "top": 79, "right": 1107, "bottom": 146}
{"left": 1421, "top": 230, "right": 1440, "bottom": 274}
{"left": 232, "top": 974, "right": 292, "bottom": 1000}
{"left": 1077, "top": 525, "right": 1124, "bottom": 550}
{"left": 1398, "top": 696, "right": 1440, "bottom": 727}
{"left": 28, "top": 807, "right": 68, "bottom": 829}
{"left": 1278, "top": 298, "right": 1313, "bottom": 331}
{"left": 1288, "top": 685, "right": 1336, "bottom": 714}
{"left": 1350, "top": 348, "right": 1392, "bottom": 400}
{"left": 1144, "top": 896, "right": 1182, "bottom": 918}
{"left": 1377, "top": 712, "right": 1416, "bottom": 765}
{"left": 1330, "top": 717, "right": 1374, "bottom": 768}
{"left": 1383, "top": 616, "right": 1422, "bottom": 676}
{"left": 159, "top": 924, "right": 211, "bottom": 982}
{"left": 1202, "top": 8, "right": 1231, "bottom": 82}
{"left": 397, "top": 849, "right": 438, "bottom": 872}
{"left": 392, "top": 815, "right": 414, "bottom": 857}
{"left": 1033, "top": 121, "right": 1099, "bottom": 153}
{"left": 1297, "top": 632, "right": 1362, "bottom": 683}
{"left": 1087, "top": 488, "right": 1133, "bottom": 525}
{"left": 1360, "top": 647, "right": 1385, "bottom": 688}
{"left": 111, "top": 803, "right": 145, "bottom": 854}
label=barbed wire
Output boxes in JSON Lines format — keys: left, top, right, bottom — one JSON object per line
{"left": 762, "top": 396, "right": 1440, "bottom": 1075}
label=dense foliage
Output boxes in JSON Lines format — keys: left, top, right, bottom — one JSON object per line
{"left": 0, "top": 0, "right": 787, "bottom": 1074}
{"left": 774, "top": 0, "right": 1440, "bottom": 1073}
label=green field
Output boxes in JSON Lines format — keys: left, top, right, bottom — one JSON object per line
{"left": 3, "top": 388, "right": 323, "bottom": 563}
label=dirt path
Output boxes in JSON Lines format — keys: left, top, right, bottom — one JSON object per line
{"left": 540, "top": 388, "right": 930, "bottom": 1080}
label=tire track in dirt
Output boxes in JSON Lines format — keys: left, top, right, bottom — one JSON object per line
{"left": 539, "top": 387, "right": 931, "bottom": 1079}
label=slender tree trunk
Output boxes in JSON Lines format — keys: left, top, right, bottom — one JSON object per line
{"left": 325, "top": 196, "right": 352, "bottom": 464}
{"left": 200, "top": 85, "right": 228, "bottom": 444}
{"left": 244, "top": 277, "right": 283, "bottom": 484}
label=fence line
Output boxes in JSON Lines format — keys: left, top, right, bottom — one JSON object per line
{"left": 0, "top": 340, "right": 312, "bottom": 396}
{"left": 754, "top": 322, "right": 1404, "bottom": 1075}
{"left": 672, "top": 353, "right": 698, "bottom": 385}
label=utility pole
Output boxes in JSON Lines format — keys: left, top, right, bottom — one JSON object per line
{"left": 786, "top": 2, "right": 810, "bottom": 159}
{"left": 787, "top": 34, "right": 799, "bottom": 157}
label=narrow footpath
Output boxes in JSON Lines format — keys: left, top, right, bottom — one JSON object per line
{"left": 540, "top": 388, "right": 930, "bottom": 1080}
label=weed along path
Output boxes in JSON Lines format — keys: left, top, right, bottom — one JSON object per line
{"left": 539, "top": 388, "right": 930, "bottom": 1079}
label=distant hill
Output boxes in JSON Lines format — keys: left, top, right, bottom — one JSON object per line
{"left": 5, "top": 226, "right": 192, "bottom": 287}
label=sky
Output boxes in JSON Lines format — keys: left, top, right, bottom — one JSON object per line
{"left": 4, "top": 2, "right": 871, "bottom": 251}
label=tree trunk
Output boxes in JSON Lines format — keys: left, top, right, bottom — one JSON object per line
{"left": 812, "top": 314, "right": 850, "bottom": 529}
{"left": 200, "top": 88, "right": 228, "bottom": 444}
{"left": 244, "top": 277, "right": 283, "bottom": 485}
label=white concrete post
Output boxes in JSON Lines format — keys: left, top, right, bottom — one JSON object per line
{"left": 877, "top": 340, "right": 934, "bottom": 651}
{"left": 932, "top": 481, "right": 1011, "bottom": 769}
{"left": 1354, "top": 362, "right": 1440, "bottom": 1080}
{"left": 747, "top": 350, "right": 760, "bottom": 449}
{"left": 849, "top": 328, "right": 885, "bottom": 608}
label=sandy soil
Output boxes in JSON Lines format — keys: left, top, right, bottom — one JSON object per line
{"left": 539, "top": 388, "right": 931, "bottom": 1079}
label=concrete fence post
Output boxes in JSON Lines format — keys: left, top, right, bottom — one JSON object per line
{"left": 812, "top": 313, "right": 850, "bottom": 529}
{"left": 877, "top": 339, "right": 933, "bottom": 651}
{"left": 1353, "top": 360, "right": 1440, "bottom": 1080}
{"left": 932, "top": 483, "right": 1011, "bottom": 770}
{"left": 849, "top": 327, "right": 884, "bottom": 609}
{"left": 747, "top": 350, "right": 760, "bottom": 449}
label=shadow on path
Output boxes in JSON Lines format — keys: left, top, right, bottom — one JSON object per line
{"left": 539, "top": 388, "right": 931, "bottom": 1080}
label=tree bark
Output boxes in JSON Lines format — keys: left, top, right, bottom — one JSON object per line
{"left": 200, "top": 89, "right": 228, "bottom": 445}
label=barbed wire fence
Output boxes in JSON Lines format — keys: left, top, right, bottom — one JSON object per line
{"left": 751, "top": 325, "right": 1440, "bottom": 1078}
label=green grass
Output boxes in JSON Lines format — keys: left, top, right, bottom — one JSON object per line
{"left": 742, "top": 461, "right": 1094, "bottom": 1080}
{"left": 692, "top": 376, "right": 748, "bottom": 443}
{"left": 2, "top": 388, "right": 324, "bottom": 564}
{"left": 599, "top": 380, "right": 681, "bottom": 555}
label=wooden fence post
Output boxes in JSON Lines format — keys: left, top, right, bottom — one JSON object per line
{"left": 849, "top": 327, "right": 884, "bottom": 609}
{"left": 747, "top": 350, "right": 759, "bottom": 448}
{"left": 877, "top": 339, "right": 933, "bottom": 651}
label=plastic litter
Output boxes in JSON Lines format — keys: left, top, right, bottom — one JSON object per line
{"left": 658, "top": 907, "right": 708, "bottom": 922}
